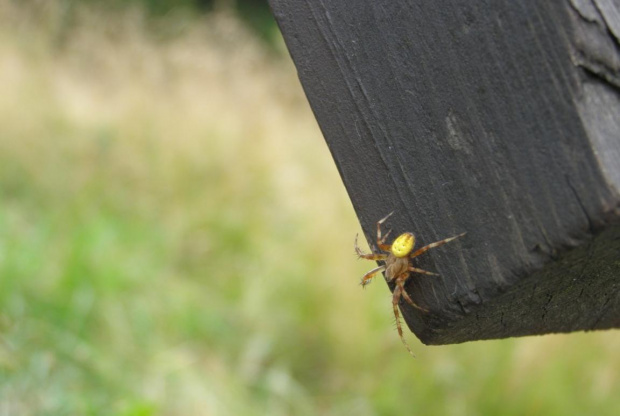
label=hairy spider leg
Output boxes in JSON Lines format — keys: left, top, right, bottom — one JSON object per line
{"left": 396, "top": 275, "right": 428, "bottom": 312}
{"left": 378, "top": 229, "right": 392, "bottom": 248}
{"left": 392, "top": 283, "right": 415, "bottom": 357}
{"left": 376, "top": 211, "right": 395, "bottom": 251}
{"left": 354, "top": 234, "right": 388, "bottom": 260}
{"left": 408, "top": 266, "right": 439, "bottom": 277}
{"left": 410, "top": 232, "right": 466, "bottom": 259}
{"left": 360, "top": 265, "right": 386, "bottom": 287}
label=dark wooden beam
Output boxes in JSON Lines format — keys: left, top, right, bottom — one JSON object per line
{"left": 269, "top": 0, "right": 620, "bottom": 344}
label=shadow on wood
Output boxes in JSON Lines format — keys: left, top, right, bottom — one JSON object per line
{"left": 269, "top": 0, "right": 620, "bottom": 344}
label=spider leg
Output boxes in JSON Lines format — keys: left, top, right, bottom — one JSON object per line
{"left": 357, "top": 253, "right": 388, "bottom": 261}
{"left": 355, "top": 234, "right": 388, "bottom": 260}
{"left": 378, "top": 229, "right": 392, "bottom": 247}
{"left": 360, "top": 265, "right": 385, "bottom": 287}
{"left": 376, "top": 212, "right": 394, "bottom": 251}
{"left": 410, "top": 232, "right": 466, "bottom": 259}
{"left": 397, "top": 275, "right": 428, "bottom": 312}
{"left": 392, "top": 283, "right": 416, "bottom": 357}
{"left": 408, "top": 266, "right": 439, "bottom": 277}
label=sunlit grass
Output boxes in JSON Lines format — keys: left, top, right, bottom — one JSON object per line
{"left": 0, "top": 1, "right": 618, "bottom": 415}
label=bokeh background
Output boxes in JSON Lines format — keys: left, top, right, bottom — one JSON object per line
{"left": 0, "top": 1, "right": 618, "bottom": 415}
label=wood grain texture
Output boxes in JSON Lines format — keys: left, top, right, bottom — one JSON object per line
{"left": 269, "top": 0, "right": 620, "bottom": 344}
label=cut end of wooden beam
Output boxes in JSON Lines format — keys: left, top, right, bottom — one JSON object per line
{"left": 412, "top": 223, "right": 620, "bottom": 345}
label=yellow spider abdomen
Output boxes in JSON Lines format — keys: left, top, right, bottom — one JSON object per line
{"left": 391, "top": 232, "right": 415, "bottom": 257}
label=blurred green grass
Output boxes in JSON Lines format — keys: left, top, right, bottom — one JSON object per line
{"left": 0, "top": 1, "right": 618, "bottom": 415}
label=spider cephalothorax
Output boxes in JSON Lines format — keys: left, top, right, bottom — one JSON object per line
{"left": 355, "top": 212, "right": 465, "bottom": 356}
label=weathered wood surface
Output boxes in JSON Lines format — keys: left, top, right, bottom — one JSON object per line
{"left": 269, "top": 0, "right": 620, "bottom": 344}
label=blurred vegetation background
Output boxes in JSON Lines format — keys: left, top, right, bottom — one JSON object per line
{"left": 0, "top": 1, "right": 618, "bottom": 415}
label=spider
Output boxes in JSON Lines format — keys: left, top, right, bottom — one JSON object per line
{"left": 355, "top": 212, "right": 465, "bottom": 356}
